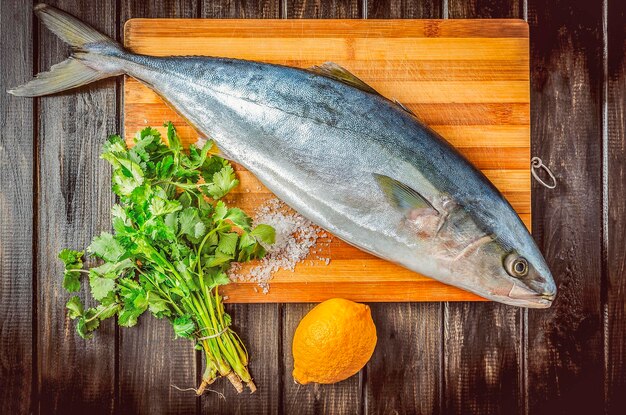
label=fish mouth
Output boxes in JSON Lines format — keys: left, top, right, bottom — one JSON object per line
{"left": 509, "top": 294, "right": 554, "bottom": 308}
{"left": 506, "top": 282, "right": 555, "bottom": 308}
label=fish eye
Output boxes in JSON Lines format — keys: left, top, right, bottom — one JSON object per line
{"left": 513, "top": 259, "right": 528, "bottom": 276}
{"left": 504, "top": 253, "right": 529, "bottom": 277}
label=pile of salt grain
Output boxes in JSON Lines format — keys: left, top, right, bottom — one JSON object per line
{"left": 228, "top": 198, "right": 331, "bottom": 293}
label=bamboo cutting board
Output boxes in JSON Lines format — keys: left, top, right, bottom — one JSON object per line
{"left": 123, "top": 19, "right": 530, "bottom": 303}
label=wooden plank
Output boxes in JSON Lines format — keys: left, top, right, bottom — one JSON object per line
{"left": 527, "top": 0, "right": 604, "bottom": 413}
{"left": 123, "top": 18, "right": 529, "bottom": 38}
{"left": 366, "top": 0, "right": 441, "bottom": 19}
{"left": 118, "top": 2, "right": 199, "bottom": 415}
{"left": 121, "top": 0, "right": 199, "bottom": 19}
{"left": 201, "top": 0, "right": 279, "bottom": 18}
{"left": 0, "top": 1, "right": 33, "bottom": 414}
{"left": 199, "top": 3, "right": 281, "bottom": 414}
{"left": 118, "top": 317, "right": 198, "bottom": 414}
{"left": 606, "top": 0, "right": 626, "bottom": 412}
{"left": 365, "top": 3, "right": 443, "bottom": 415}
{"left": 123, "top": 18, "right": 530, "bottom": 304}
{"left": 124, "top": 59, "right": 529, "bottom": 82}
{"left": 223, "top": 281, "right": 486, "bottom": 303}
{"left": 366, "top": 303, "right": 442, "bottom": 414}
{"left": 287, "top": 0, "right": 360, "bottom": 18}
{"left": 36, "top": 1, "right": 117, "bottom": 413}
{"left": 449, "top": 0, "right": 522, "bottom": 19}
{"left": 443, "top": 303, "right": 522, "bottom": 414}
{"left": 125, "top": 36, "right": 528, "bottom": 61}
{"left": 443, "top": 2, "right": 525, "bottom": 414}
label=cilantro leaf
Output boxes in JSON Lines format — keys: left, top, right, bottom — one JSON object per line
{"left": 59, "top": 249, "right": 84, "bottom": 266}
{"left": 179, "top": 208, "right": 206, "bottom": 239}
{"left": 59, "top": 249, "right": 84, "bottom": 292}
{"left": 173, "top": 315, "right": 195, "bottom": 339}
{"left": 165, "top": 122, "right": 182, "bottom": 152}
{"left": 91, "top": 258, "right": 134, "bottom": 277}
{"left": 213, "top": 201, "right": 228, "bottom": 221}
{"left": 133, "top": 290, "right": 149, "bottom": 309}
{"left": 237, "top": 233, "right": 266, "bottom": 262}
{"left": 130, "top": 133, "right": 155, "bottom": 164}
{"left": 66, "top": 296, "right": 84, "bottom": 319}
{"left": 89, "top": 272, "right": 117, "bottom": 301}
{"left": 94, "top": 303, "right": 120, "bottom": 320}
{"left": 217, "top": 232, "right": 238, "bottom": 256}
{"left": 137, "top": 126, "right": 161, "bottom": 142}
{"left": 205, "top": 165, "right": 239, "bottom": 199}
{"left": 103, "top": 134, "right": 127, "bottom": 155}
{"left": 156, "top": 155, "right": 175, "bottom": 180}
{"left": 149, "top": 196, "right": 182, "bottom": 217}
{"left": 224, "top": 207, "right": 252, "bottom": 232}
{"left": 76, "top": 308, "right": 101, "bottom": 339}
{"left": 205, "top": 271, "right": 230, "bottom": 289}
{"left": 186, "top": 139, "right": 213, "bottom": 169}
{"left": 164, "top": 211, "right": 179, "bottom": 233}
{"left": 118, "top": 307, "right": 144, "bottom": 328}
{"left": 102, "top": 151, "right": 145, "bottom": 196}
{"left": 88, "top": 233, "right": 125, "bottom": 262}
{"left": 206, "top": 251, "right": 233, "bottom": 267}
{"left": 251, "top": 224, "right": 276, "bottom": 245}
{"left": 147, "top": 292, "right": 170, "bottom": 318}
{"left": 63, "top": 272, "right": 81, "bottom": 293}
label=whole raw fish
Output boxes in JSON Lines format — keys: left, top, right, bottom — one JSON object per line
{"left": 10, "top": 4, "right": 557, "bottom": 307}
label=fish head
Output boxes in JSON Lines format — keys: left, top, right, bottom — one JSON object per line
{"left": 451, "top": 239, "right": 556, "bottom": 308}
{"left": 440, "top": 206, "right": 557, "bottom": 308}
{"left": 373, "top": 173, "right": 556, "bottom": 308}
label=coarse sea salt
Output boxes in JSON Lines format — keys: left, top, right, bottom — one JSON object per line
{"left": 228, "top": 198, "right": 331, "bottom": 293}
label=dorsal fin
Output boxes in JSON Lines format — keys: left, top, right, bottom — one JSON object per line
{"left": 308, "top": 63, "right": 419, "bottom": 117}
{"left": 309, "top": 62, "right": 379, "bottom": 95}
{"left": 393, "top": 99, "right": 416, "bottom": 116}
{"left": 373, "top": 173, "right": 438, "bottom": 215}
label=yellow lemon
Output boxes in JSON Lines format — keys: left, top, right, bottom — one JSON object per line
{"left": 292, "top": 298, "right": 377, "bottom": 384}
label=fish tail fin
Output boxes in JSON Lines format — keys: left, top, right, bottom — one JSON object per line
{"left": 7, "top": 4, "right": 125, "bottom": 97}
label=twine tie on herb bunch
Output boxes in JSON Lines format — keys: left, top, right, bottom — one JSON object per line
{"left": 531, "top": 157, "right": 557, "bottom": 189}
{"left": 196, "top": 326, "right": 229, "bottom": 341}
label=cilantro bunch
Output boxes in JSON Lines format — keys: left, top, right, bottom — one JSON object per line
{"left": 59, "top": 123, "right": 274, "bottom": 394}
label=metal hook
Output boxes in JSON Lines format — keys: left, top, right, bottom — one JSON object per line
{"left": 531, "top": 157, "right": 556, "bottom": 189}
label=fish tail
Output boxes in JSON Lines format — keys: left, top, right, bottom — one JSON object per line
{"left": 7, "top": 4, "right": 126, "bottom": 97}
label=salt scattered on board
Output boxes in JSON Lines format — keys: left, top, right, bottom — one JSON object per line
{"left": 228, "top": 198, "right": 331, "bottom": 293}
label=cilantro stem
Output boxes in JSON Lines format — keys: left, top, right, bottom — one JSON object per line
{"left": 84, "top": 303, "right": 119, "bottom": 323}
{"left": 214, "top": 287, "right": 226, "bottom": 327}
{"left": 156, "top": 180, "right": 212, "bottom": 191}
{"left": 201, "top": 293, "right": 246, "bottom": 376}
{"left": 196, "top": 224, "right": 230, "bottom": 266}
{"left": 213, "top": 288, "right": 247, "bottom": 366}
{"left": 229, "top": 329, "right": 249, "bottom": 366}
{"left": 134, "top": 266, "right": 185, "bottom": 316}
{"left": 189, "top": 297, "right": 230, "bottom": 374}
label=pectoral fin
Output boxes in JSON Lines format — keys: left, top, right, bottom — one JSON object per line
{"left": 373, "top": 173, "right": 438, "bottom": 216}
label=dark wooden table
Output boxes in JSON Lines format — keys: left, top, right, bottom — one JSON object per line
{"left": 1, "top": 0, "right": 624, "bottom": 414}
